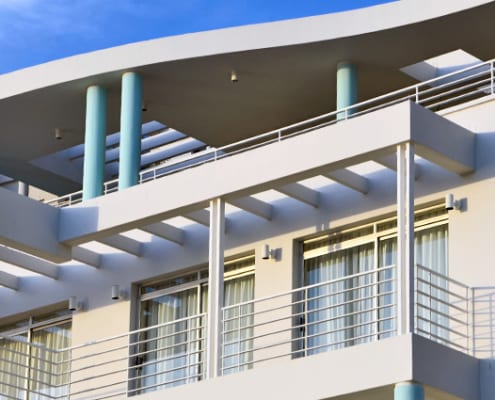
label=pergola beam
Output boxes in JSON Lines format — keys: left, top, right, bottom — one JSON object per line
{"left": 72, "top": 246, "right": 101, "bottom": 268}
{"left": 0, "top": 270, "right": 19, "bottom": 291}
{"left": 141, "top": 222, "right": 184, "bottom": 245}
{"left": 184, "top": 209, "right": 211, "bottom": 226}
{"left": 228, "top": 196, "right": 272, "bottom": 220}
{"left": 277, "top": 183, "right": 319, "bottom": 208}
{"left": 0, "top": 246, "right": 58, "bottom": 279}
{"left": 99, "top": 235, "right": 142, "bottom": 256}
{"left": 323, "top": 168, "right": 369, "bottom": 194}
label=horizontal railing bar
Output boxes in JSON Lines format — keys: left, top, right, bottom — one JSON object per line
{"left": 63, "top": 313, "right": 206, "bottom": 352}
{"left": 424, "top": 88, "right": 485, "bottom": 111}
{"left": 417, "top": 69, "right": 489, "bottom": 99}
{"left": 129, "top": 360, "right": 203, "bottom": 383}
{"left": 415, "top": 276, "right": 467, "bottom": 300}
{"left": 222, "top": 284, "right": 395, "bottom": 329}
{"left": 415, "top": 328, "right": 468, "bottom": 351}
{"left": 222, "top": 291, "right": 395, "bottom": 337}
{"left": 128, "top": 348, "right": 205, "bottom": 374}
{"left": 129, "top": 324, "right": 205, "bottom": 349}
{"left": 127, "top": 372, "right": 204, "bottom": 396}
{"left": 223, "top": 314, "right": 396, "bottom": 359}
{"left": 416, "top": 316, "right": 468, "bottom": 339}
{"left": 415, "top": 305, "right": 467, "bottom": 327}
{"left": 415, "top": 290, "right": 468, "bottom": 314}
{"left": 416, "top": 265, "right": 469, "bottom": 288}
{"left": 224, "top": 327, "right": 398, "bottom": 371}
{"left": 418, "top": 75, "right": 489, "bottom": 105}
{"left": 223, "top": 266, "right": 395, "bottom": 311}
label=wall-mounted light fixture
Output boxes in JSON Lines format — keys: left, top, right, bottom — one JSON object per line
{"left": 54, "top": 128, "right": 62, "bottom": 140}
{"left": 260, "top": 244, "right": 276, "bottom": 260}
{"left": 230, "top": 70, "right": 238, "bottom": 83}
{"left": 68, "top": 296, "right": 79, "bottom": 312}
{"left": 111, "top": 284, "right": 121, "bottom": 300}
{"left": 445, "top": 193, "right": 461, "bottom": 211}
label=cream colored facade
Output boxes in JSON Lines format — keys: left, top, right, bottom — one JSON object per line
{"left": 1, "top": 1, "right": 495, "bottom": 399}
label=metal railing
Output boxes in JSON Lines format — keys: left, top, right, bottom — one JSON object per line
{"left": 46, "top": 59, "right": 495, "bottom": 208}
{"left": 472, "top": 286, "right": 495, "bottom": 359}
{"left": 0, "top": 313, "right": 206, "bottom": 400}
{"left": 415, "top": 265, "right": 470, "bottom": 353}
{"left": 2, "top": 267, "right": 495, "bottom": 398}
{"left": 221, "top": 265, "right": 397, "bottom": 374}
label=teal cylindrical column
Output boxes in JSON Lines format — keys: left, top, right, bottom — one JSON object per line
{"left": 394, "top": 382, "right": 425, "bottom": 400}
{"left": 336, "top": 61, "right": 358, "bottom": 120}
{"left": 118, "top": 72, "right": 142, "bottom": 190}
{"left": 82, "top": 85, "right": 107, "bottom": 201}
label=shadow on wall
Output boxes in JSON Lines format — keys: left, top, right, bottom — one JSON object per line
{"left": 473, "top": 287, "right": 495, "bottom": 399}
{"left": 473, "top": 287, "right": 495, "bottom": 360}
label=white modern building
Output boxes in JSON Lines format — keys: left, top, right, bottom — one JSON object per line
{"left": 0, "top": 1, "right": 494, "bottom": 399}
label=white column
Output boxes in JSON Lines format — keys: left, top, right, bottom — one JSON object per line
{"left": 397, "top": 142, "right": 415, "bottom": 334}
{"left": 206, "top": 198, "right": 225, "bottom": 378}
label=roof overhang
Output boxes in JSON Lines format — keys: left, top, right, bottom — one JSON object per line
{"left": 0, "top": 0, "right": 491, "bottom": 188}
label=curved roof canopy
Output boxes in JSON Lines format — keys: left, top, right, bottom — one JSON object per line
{"left": 0, "top": 0, "right": 494, "bottom": 192}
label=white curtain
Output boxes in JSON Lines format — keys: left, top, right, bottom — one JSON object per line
{"left": 0, "top": 321, "right": 70, "bottom": 400}
{"left": 415, "top": 226, "right": 449, "bottom": 340}
{"left": 0, "top": 334, "right": 28, "bottom": 400}
{"left": 379, "top": 238, "right": 397, "bottom": 338}
{"left": 379, "top": 225, "right": 449, "bottom": 339}
{"left": 222, "top": 275, "right": 255, "bottom": 374}
{"left": 140, "top": 288, "right": 200, "bottom": 392}
{"left": 29, "top": 322, "right": 71, "bottom": 400}
{"left": 304, "top": 243, "right": 374, "bottom": 355}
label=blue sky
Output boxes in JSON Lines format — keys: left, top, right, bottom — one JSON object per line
{"left": 0, "top": 0, "right": 393, "bottom": 74}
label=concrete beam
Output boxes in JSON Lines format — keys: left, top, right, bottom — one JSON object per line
{"left": 99, "top": 234, "right": 142, "bottom": 257}
{"left": 0, "top": 270, "right": 19, "bottom": 291}
{"left": 72, "top": 246, "right": 101, "bottom": 268}
{"left": 277, "top": 183, "right": 319, "bottom": 208}
{"left": 59, "top": 101, "right": 474, "bottom": 244}
{"left": 410, "top": 101, "right": 475, "bottom": 175}
{"left": 374, "top": 154, "right": 421, "bottom": 179}
{"left": 323, "top": 168, "right": 369, "bottom": 194}
{"left": 0, "top": 188, "right": 70, "bottom": 262}
{"left": 228, "top": 196, "right": 273, "bottom": 220}
{"left": 184, "top": 209, "right": 211, "bottom": 226}
{"left": 0, "top": 246, "right": 59, "bottom": 279}
{"left": 141, "top": 222, "right": 184, "bottom": 245}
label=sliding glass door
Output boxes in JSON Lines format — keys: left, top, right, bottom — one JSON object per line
{"left": 136, "top": 256, "right": 255, "bottom": 393}
{"left": 0, "top": 313, "right": 71, "bottom": 400}
{"left": 301, "top": 206, "right": 448, "bottom": 355}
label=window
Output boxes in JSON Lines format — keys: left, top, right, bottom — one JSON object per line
{"left": 0, "top": 311, "right": 72, "bottom": 400}
{"left": 132, "top": 256, "right": 254, "bottom": 394}
{"left": 301, "top": 206, "right": 448, "bottom": 355}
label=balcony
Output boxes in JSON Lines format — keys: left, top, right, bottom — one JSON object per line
{"left": 0, "top": 265, "right": 492, "bottom": 399}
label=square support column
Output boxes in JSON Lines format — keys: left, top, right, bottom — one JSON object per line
{"left": 82, "top": 85, "right": 107, "bottom": 201}
{"left": 119, "top": 72, "right": 142, "bottom": 190}
{"left": 397, "top": 142, "right": 415, "bottom": 335}
{"left": 206, "top": 198, "right": 225, "bottom": 378}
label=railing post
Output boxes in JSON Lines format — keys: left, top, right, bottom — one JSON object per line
{"left": 415, "top": 86, "right": 419, "bottom": 103}
{"left": 206, "top": 198, "right": 225, "bottom": 379}
{"left": 471, "top": 287, "right": 476, "bottom": 357}
{"left": 237, "top": 303, "right": 242, "bottom": 372}
{"left": 396, "top": 143, "right": 415, "bottom": 335}
{"left": 428, "top": 270, "right": 432, "bottom": 339}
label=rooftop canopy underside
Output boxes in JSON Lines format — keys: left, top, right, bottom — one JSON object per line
{"left": 0, "top": 0, "right": 492, "bottom": 178}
